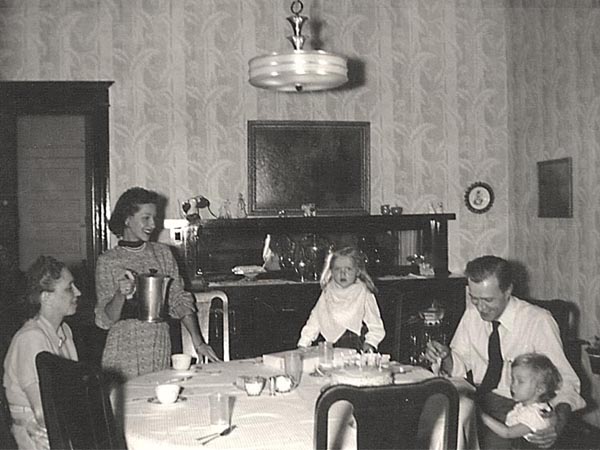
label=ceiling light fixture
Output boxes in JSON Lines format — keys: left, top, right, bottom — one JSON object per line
{"left": 248, "top": 0, "right": 348, "bottom": 93}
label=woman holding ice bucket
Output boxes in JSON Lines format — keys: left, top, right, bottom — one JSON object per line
{"left": 95, "top": 187, "right": 219, "bottom": 381}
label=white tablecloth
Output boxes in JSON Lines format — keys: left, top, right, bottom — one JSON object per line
{"left": 116, "top": 359, "right": 479, "bottom": 450}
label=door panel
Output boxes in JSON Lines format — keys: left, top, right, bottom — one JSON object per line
{"left": 0, "top": 82, "right": 112, "bottom": 324}
{"left": 17, "top": 115, "right": 87, "bottom": 270}
{"left": 0, "top": 109, "right": 18, "bottom": 259}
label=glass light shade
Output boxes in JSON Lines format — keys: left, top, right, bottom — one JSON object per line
{"left": 248, "top": 50, "right": 348, "bottom": 92}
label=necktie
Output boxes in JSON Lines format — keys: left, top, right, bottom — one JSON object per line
{"left": 479, "top": 320, "right": 503, "bottom": 393}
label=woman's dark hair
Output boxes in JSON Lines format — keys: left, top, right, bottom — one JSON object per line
{"left": 512, "top": 353, "right": 562, "bottom": 403}
{"left": 108, "top": 187, "right": 159, "bottom": 237}
{"left": 464, "top": 255, "right": 513, "bottom": 292}
{"left": 24, "top": 255, "right": 66, "bottom": 318}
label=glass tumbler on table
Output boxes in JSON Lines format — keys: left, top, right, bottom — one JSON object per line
{"left": 209, "top": 393, "right": 232, "bottom": 426}
{"left": 284, "top": 351, "right": 303, "bottom": 389}
{"left": 318, "top": 341, "right": 334, "bottom": 371}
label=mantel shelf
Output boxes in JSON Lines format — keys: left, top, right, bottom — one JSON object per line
{"left": 197, "top": 213, "right": 455, "bottom": 234}
{"left": 190, "top": 213, "right": 455, "bottom": 278}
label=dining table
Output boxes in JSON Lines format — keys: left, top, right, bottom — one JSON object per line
{"left": 115, "top": 357, "right": 480, "bottom": 450}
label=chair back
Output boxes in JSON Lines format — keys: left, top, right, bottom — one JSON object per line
{"left": 181, "top": 290, "right": 230, "bottom": 361}
{"left": 36, "top": 351, "right": 126, "bottom": 450}
{"left": 0, "top": 386, "right": 16, "bottom": 450}
{"left": 522, "top": 298, "right": 583, "bottom": 371}
{"left": 314, "top": 377, "right": 459, "bottom": 450}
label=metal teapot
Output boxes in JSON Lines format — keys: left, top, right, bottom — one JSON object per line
{"left": 136, "top": 269, "right": 171, "bottom": 322}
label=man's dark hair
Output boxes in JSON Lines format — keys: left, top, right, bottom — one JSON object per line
{"left": 464, "top": 255, "right": 513, "bottom": 292}
{"left": 24, "top": 255, "right": 66, "bottom": 318}
{"left": 108, "top": 187, "right": 159, "bottom": 237}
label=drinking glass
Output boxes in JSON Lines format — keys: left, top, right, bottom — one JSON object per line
{"left": 318, "top": 341, "right": 334, "bottom": 370}
{"left": 284, "top": 351, "right": 303, "bottom": 389}
{"left": 209, "top": 393, "right": 232, "bottom": 426}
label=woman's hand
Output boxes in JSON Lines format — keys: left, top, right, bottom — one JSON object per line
{"left": 25, "top": 417, "right": 49, "bottom": 450}
{"left": 117, "top": 269, "right": 136, "bottom": 298}
{"left": 195, "top": 343, "right": 220, "bottom": 363}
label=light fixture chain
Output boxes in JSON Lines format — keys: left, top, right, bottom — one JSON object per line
{"left": 290, "top": 0, "right": 304, "bottom": 15}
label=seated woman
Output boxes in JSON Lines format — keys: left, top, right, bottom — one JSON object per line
{"left": 3, "top": 256, "right": 81, "bottom": 450}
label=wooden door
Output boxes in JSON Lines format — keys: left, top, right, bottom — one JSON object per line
{"left": 0, "top": 82, "right": 112, "bottom": 323}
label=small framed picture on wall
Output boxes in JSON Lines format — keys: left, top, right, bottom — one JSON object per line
{"left": 537, "top": 157, "right": 573, "bottom": 218}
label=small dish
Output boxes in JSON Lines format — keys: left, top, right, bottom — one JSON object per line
{"left": 170, "top": 369, "right": 195, "bottom": 377}
{"left": 148, "top": 396, "right": 187, "bottom": 404}
{"left": 390, "top": 363, "right": 414, "bottom": 374}
{"left": 244, "top": 376, "right": 266, "bottom": 396}
{"left": 273, "top": 375, "right": 293, "bottom": 393}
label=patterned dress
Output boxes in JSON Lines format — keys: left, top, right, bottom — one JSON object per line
{"left": 95, "top": 242, "right": 195, "bottom": 380}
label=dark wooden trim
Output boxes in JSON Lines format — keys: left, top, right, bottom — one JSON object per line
{"left": 0, "top": 80, "right": 113, "bottom": 283}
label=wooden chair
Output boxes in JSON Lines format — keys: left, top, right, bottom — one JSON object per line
{"left": 522, "top": 298, "right": 584, "bottom": 378}
{"left": 0, "top": 386, "right": 16, "bottom": 450}
{"left": 314, "top": 378, "right": 459, "bottom": 450}
{"left": 522, "top": 298, "right": 600, "bottom": 448}
{"left": 36, "top": 351, "right": 126, "bottom": 450}
{"left": 181, "top": 290, "right": 230, "bottom": 362}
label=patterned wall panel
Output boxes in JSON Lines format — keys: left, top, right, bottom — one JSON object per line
{"left": 507, "top": 0, "right": 600, "bottom": 425}
{"left": 0, "top": 0, "right": 508, "bottom": 278}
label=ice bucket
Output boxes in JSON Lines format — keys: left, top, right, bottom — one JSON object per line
{"left": 137, "top": 271, "right": 171, "bottom": 322}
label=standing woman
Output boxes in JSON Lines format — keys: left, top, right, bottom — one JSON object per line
{"left": 95, "top": 187, "right": 218, "bottom": 380}
{"left": 3, "top": 256, "right": 81, "bottom": 450}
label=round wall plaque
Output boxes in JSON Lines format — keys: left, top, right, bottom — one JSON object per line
{"left": 464, "top": 182, "right": 494, "bottom": 214}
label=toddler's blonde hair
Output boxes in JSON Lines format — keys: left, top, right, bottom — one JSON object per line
{"left": 512, "top": 353, "right": 562, "bottom": 402}
{"left": 319, "top": 246, "right": 377, "bottom": 293}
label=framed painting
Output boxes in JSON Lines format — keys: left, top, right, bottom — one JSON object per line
{"left": 247, "top": 120, "right": 370, "bottom": 216}
{"left": 537, "top": 157, "right": 573, "bottom": 218}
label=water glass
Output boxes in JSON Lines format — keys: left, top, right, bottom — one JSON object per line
{"left": 284, "top": 351, "right": 303, "bottom": 388}
{"left": 318, "top": 341, "right": 334, "bottom": 370}
{"left": 209, "top": 393, "right": 232, "bottom": 426}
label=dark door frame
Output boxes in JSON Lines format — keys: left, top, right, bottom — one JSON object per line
{"left": 0, "top": 81, "right": 113, "bottom": 278}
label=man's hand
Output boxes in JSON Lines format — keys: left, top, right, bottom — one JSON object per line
{"left": 425, "top": 340, "right": 453, "bottom": 375}
{"left": 195, "top": 342, "right": 221, "bottom": 363}
{"left": 526, "top": 403, "right": 570, "bottom": 448}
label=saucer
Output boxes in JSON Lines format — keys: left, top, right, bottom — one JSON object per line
{"left": 171, "top": 369, "right": 195, "bottom": 377}
{"left": 148, "top": 396, "right": 187, "bottom": 405}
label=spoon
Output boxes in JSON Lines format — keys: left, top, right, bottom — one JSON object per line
{"left": 199, "top": 425, "right": 236, "bottom": 445}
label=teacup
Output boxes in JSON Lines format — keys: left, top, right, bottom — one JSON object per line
{"left": 155, "top": 384, "right": 180, "bottom": 404}
{"left": 171, "top": 353, "right": 192, "bottom": 371}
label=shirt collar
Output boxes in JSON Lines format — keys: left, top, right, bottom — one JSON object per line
{"left": 36, "top": 315, "right": 66, "bottom": 347}
{"left": 495, "top": 295, "right": 516, "bottom": 332}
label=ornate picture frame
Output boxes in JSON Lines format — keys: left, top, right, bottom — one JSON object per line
{"left": 247, "top": 120, "right": 370, "bottom": 216}
{"left": 464, "top": 181, "right": 494, "bottom": 214}
{"left": 537, "top": 157, "right": 573, "bottom": 218}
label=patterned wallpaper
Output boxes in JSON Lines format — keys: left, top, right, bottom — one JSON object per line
{"left": 1, "top": 0, "right": 599, "bottom": 425}
{"left": 507, "top": 0, "right": 600, "bottom": 424}
{"left": 0, "top": 0, "right": 510, "bottom": 275}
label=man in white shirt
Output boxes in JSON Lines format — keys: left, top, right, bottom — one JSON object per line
{"left": 426, "top": 255, "right": 585, "bottom": 449}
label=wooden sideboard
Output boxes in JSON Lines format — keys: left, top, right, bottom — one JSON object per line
{"left": 194, "top": 276, "right": 466, "bottom": 362}
{"left": 177, "top": 213, "right": 465, "bottom": 362}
